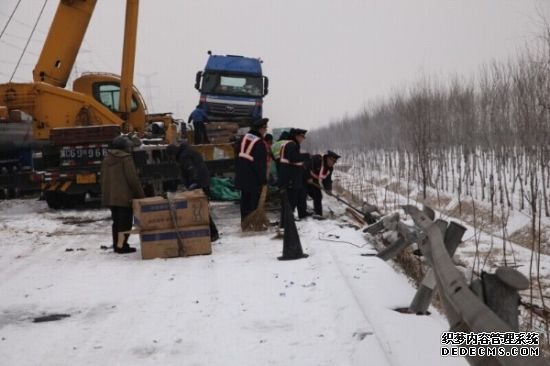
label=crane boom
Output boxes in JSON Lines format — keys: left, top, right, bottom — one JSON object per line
{"left": 33, "top": 0, "right": 97, "bottom": 88}
{"left": 119, "top": 0, "right": 139, "bottom": 123}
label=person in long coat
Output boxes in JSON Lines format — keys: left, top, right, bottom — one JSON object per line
{"left": 278, "top": 128, "right": 310, "bottom": 219}
{"left": 101, "top": 135, "right": 145, "bottom": 254}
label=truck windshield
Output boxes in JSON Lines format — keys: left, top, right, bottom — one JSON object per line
{"left": 201, "top": 73, "right": 263, "bottom": 98}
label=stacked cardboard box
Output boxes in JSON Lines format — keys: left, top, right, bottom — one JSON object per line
{"left": 206, "top": 122, "right": 239, "bottom": 144}
{"left": 133, "top": 189, "right": 211, "bottom": 260}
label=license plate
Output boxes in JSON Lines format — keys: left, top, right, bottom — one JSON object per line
{"left": 60, "top": 146, "right": 107, "bottom": 161}
{"left": 76, "top": 173, "right": 96, "bottom": 184}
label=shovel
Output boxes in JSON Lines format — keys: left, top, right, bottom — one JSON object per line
{"left": 241, "top": 185, "right": 270, "bottom": 232}
{"left": 307, "top": 181, "right": 379, "bottom": 224}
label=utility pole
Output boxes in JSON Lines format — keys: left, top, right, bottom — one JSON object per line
{"left": 137, "top": 72, "right": 157, "bottom": 113}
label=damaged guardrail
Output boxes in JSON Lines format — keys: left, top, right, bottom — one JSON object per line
{"left": 363, "top": 204, "right": 547, "bottom": 366}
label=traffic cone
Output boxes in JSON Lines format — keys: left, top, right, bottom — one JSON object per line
{"left": 278, "top": 192, "right": 308, "bottom": 261}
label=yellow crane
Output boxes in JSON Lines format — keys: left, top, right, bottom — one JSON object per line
{"left": 0, "top": 0, "right": 179, "bottom": 208}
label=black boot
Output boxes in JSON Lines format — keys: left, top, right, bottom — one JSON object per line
{"left": 115, "top": 244, "right": 137, "bottom": 254}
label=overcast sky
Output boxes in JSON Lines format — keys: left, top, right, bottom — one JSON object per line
{"left": 1, "top": 0, "right": 549, "bottom": 129}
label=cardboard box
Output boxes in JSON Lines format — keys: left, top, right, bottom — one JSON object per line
{"left": 133, "top": 190, "right": 209, "bottom": 231}
{"left": 140, "top": 225, "right": 212, "bottom": 259}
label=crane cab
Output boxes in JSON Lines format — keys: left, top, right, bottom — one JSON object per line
{"left": 72, "top": 72, "right": 147, "bottom": 134}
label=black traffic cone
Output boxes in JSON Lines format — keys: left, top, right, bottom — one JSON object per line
{"left": 278, "top": 192, "right": 308, "bottom": 261}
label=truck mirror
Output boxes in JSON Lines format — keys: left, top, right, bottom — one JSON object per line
{"left": 263, "top": 76, "right": 269, "bottom": 96}
{"left": 195, "top": 71, "right": 202, "bottom": 90}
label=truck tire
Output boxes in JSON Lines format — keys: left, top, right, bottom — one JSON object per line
{"left": 61, "top": 193, "right": 85, "bottom": 209}
{"left": 45, "top": 191, "right": 63, "bottom": 209}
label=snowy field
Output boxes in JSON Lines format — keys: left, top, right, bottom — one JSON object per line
{"left": 0, "top": 197, "right": 467, "bottom": 366}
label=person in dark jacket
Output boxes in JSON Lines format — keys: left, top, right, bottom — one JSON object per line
{"left": 101, "top": 135, "right": 145, "bottom": 254}
{"left": 167, "top": 143, "right": 219, "bottom": 242}
{"left": 278, "top": 128, "right": 310, "bottom": 219}
{"left": 234, "top": 118, "right": 269, "bottom": 220}
{"left": 306, "top": 150, "right": 340, "bottom": 217}
{"left": 188, "top": 104, "right": 209, "bottom": 144}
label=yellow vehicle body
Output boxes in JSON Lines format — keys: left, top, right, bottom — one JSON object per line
{"left": 0, "top": 0, "right": 179, "bottom": 144}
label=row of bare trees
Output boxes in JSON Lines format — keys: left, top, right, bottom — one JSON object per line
{"left": 308, "top": 37, "right": 550, "bottom": 216}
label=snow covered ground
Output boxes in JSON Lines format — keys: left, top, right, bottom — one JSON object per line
{"left": 0, "top": 197, "right": 467, "bottom": 366}
{"left": 334, "top": 160, "right": 550, "bottom": 339}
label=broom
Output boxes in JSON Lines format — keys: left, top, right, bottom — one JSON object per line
{"left": 241, "top": 185, "right": 269, "bottom": 232}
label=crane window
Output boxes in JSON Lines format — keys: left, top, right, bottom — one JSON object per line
{"left": 93, "top": 83, "right": 138, "bottom": 112}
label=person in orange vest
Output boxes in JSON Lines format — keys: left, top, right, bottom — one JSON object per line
{"left": 234, "top": 118, "right": 269, "bottom": 220}
{"left": 306, "top": 150, "right": 340, "bottom": 218}
{"left": 278, "top": 128, "right": 310, "bottom": 220}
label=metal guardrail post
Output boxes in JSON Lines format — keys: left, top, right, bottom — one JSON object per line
{"left": 408, "top": 220, "right": 464, "bottom": 314}
{"left": 402, "top": 205, "right": 545, "bottom": 366}
{"left": 376, "top": 221, "right": 422, "bottom": 261}
{"left": 481, "top": 267, "right": 529, "bottom": 331}
{"left": 363, "top": 212, "right": 399, "bottom": 235}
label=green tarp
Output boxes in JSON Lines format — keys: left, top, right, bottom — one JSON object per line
{"left": 210, "top": 177, "right": 240, "bottom": 201}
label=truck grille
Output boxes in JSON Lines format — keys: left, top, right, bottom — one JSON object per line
{"left": 207, "top": 102, "right": 253, "bottom": 117}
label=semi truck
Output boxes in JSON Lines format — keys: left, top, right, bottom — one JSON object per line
{"left": 189, "top": 53, "right": 269, "bottom": 174}
{"left": 194, "top": 53, "right": 269, "bottom": 124}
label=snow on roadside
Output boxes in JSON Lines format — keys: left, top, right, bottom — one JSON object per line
{"left": 334, "top": 163, "right": 550, "bottom": 337}
{"left": 0, "top": 198, "right": 466, "bottom": 366}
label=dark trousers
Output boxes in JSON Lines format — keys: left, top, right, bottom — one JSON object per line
{"left": 110, "top": 206, "right": 133, "bottom": 248}
{"left": 202, "top": 187, "right": 218, "bottom": 238}
{"left": 307, "top": 185, "right": 323, "bottom": 215}
{"left": 193, "top": 121, "right": 209, "bottom": 144}
{"left": 240, "top": 187, "right": 260, "bottom": 220}
{"left": 288, "top": 187, "right": 308, "bottom": 218}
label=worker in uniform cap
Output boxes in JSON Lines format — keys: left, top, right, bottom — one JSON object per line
{"left": 306, "top": 150, "right": 340, "bottom": 218}
{"left": 101, "top": 135, "right": 145, "bottom": 254}
{"left": 278, "top": 128, "right": 310, "bottom": 221}
{"left": 234, "top": 118, "right": 269, "bottom": 220}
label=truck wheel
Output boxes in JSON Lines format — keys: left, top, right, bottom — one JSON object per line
{"left": 45, "top": 191, "right": 62, "bottom": 209}
{"left": 62, "top": 193, "right": 85, "bottom": 209}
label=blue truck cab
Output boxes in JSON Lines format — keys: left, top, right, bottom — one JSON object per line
{"left": 195, "top": 53, "right": 269, "bottom": 124}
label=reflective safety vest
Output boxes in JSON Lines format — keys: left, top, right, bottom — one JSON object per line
{"left": 271, "top": 140, "right": 286, "bottom": 160}
{"left": 238, "top": 133, "right": 262, "bottom": 161}
{"left": 279, "top": 141, "right": 304, "bottom": 166}
{"left": 310, "top": 155, "right": 330, "bottom": 180}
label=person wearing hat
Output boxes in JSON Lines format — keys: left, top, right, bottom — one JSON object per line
{"left": 306, "top": 150, "right": 341, "bottom": 218}
{"left": 166, "top": 143, "right": 220, "bottom": 242}
{"left": 234, "top": 118, "right": 269, "bottom": 220}
{"left": 101, "top": 135, "right": 145, "bottom": 254}
{"left": 278, "top": 128, "right": 310, "bottom": 220}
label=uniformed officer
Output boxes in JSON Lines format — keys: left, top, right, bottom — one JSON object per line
{"left": 278, "top": 128, "right": 310, "bottom": 219}
{"left": 306, "top": 150, "right": 340, "bottom": 218}
{"left": 234, "top": 118, "right": 269, "bottom": 220}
